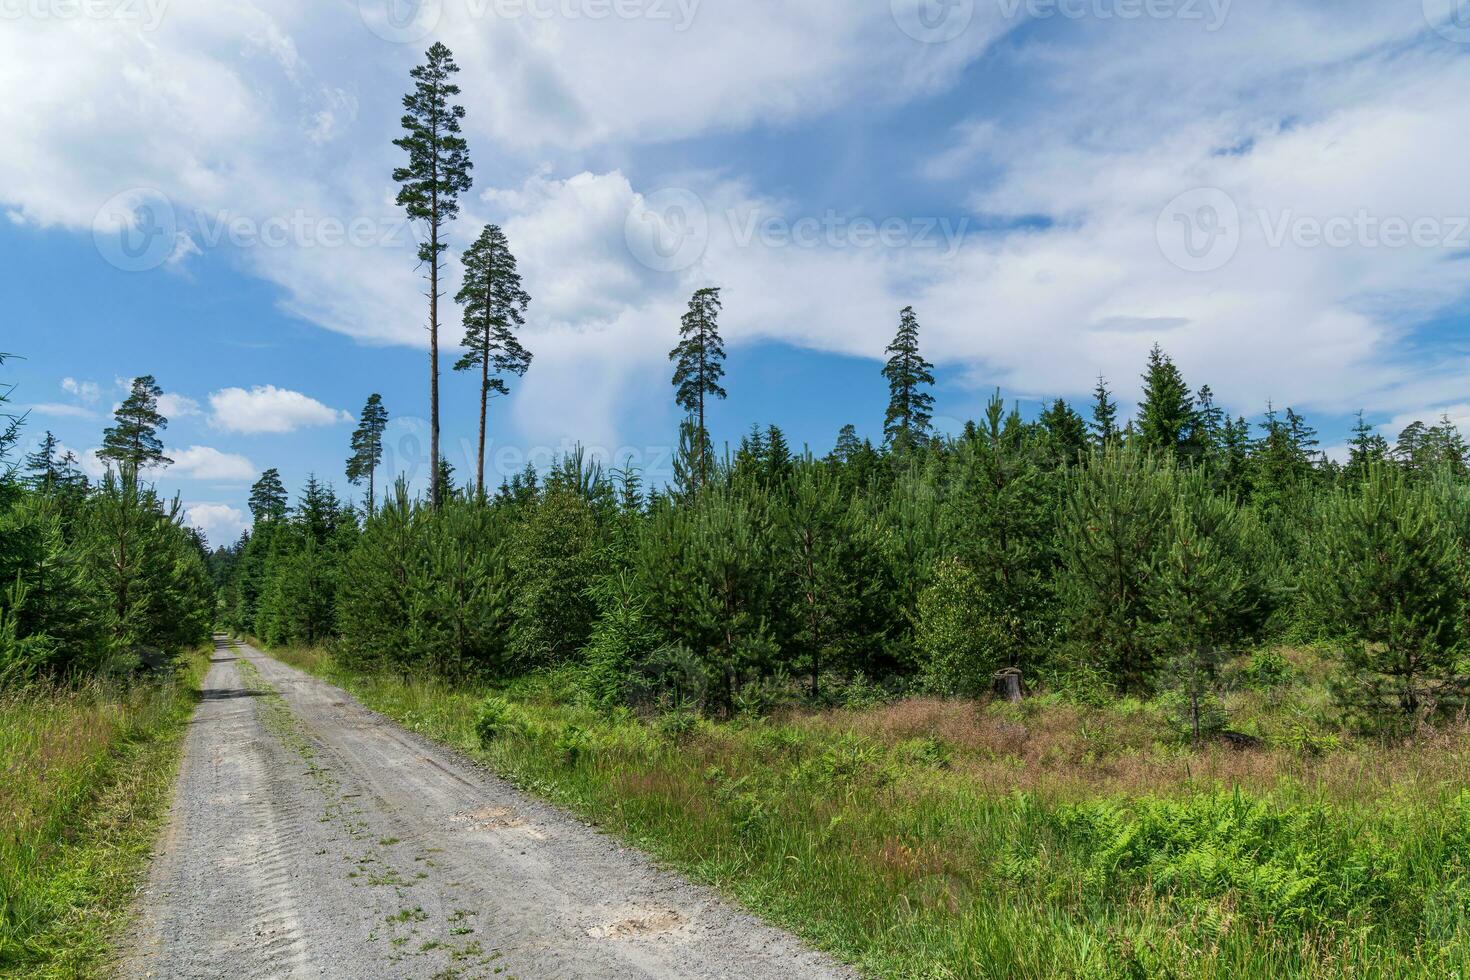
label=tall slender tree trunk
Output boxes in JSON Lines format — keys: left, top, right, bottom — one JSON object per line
{"left": 478, "top": 352, "right": 489, "bottom": 500}
{"left": 477, "top": 270, "right": 493, "bottom": 501}
{"left": 429, "top": 190, "right": 441, "bottom": 509}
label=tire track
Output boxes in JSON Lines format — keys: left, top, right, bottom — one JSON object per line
{"left": 126, "top": 636, "right": 854, "bottom": 979}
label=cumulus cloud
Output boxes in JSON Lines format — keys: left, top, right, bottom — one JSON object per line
{"left": 157, "top": 393, "right": 202, "bottom": 419}
{"left": 157, "top": 445, "right": 259, "bottom": 481}
{"left": 21, "top": 402, "right": 99, "bottom": 420}
{"left": 2, "top": 0, "right": 1468, "bottom": 450}
{"left": 61, "top": 377, "right": 101, "bottom": 404}
{"left": 184, "top": 502, "right": 251, "bottom": 547}
{"left": 208, "top": 385, "right": 350, "bottom": 434}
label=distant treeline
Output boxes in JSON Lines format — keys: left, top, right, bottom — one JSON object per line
{"left": 210, "top": 335, "right": 1470, "bottom": 736}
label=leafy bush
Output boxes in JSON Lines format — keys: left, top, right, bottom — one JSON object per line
{"left": 914, "top": 558, "right": 1012, "bottom": 697}
{"left": 655, "top": 709, "right": 699, "bottom": 743}
{"left": 473, "top": 695, "right": 522, "bottom": 746}
{"left": 1241, "top": 648, "right": 1296, "bottom": 690}
{"left": 554, "top": 723, "right": 592, "bottom": 763}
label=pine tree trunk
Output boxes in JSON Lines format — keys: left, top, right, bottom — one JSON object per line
{"left": 428, "top": 127, "right": 442, "bottom": 510}
{"left": 478, "top": 354, "right": 489, "bottom": 501}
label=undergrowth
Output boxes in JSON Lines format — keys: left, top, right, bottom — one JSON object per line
{"left": 0, "top": 650, "right": 206, "bottom": 977}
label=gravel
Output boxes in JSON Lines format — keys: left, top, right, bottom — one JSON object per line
{"left": 124, "top": 637, "right": 855, "bottom": 980}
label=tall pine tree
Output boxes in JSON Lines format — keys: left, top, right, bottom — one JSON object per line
{"left": 881, "top": 306, "right": 935, "bottom": 451}
{"left": 346, "top": 394, "right": 389, "bottom": 513}
{"left": 248, "top": 469, "right": 290, "bottom": 524}
{"left": 669, "top": 286, "right": 726, "bottom": 490}
{"left": 393, "top": 42, "right": 473, "bottom": 509}
{"left": 99, "top": 375, "right": 172, "bottom": 473}
{"left": 454, "top": 224, "right": 532, "bottom": 497}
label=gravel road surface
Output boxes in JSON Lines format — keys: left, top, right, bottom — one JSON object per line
{"left": 125, "top": 637, "right": 853, "bottom": 980}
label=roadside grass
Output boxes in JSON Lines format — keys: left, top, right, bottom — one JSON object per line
{"left": 0, "top": 652, "right": 206, "bottom": 977}
{"left": 266, "top": 642, "right": 1470, "bottom": 979}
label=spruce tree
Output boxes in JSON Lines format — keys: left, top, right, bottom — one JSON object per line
{"left": 765, "top": 424, "right": 792, "bottom": 486}
{"left": 248, "top": 469, "right": 289, "bottom": 524}
{"left": 881, "top": 306, "right": 935, "bottom": 450}
{"left": 99, "top": 375, "right": 171, "bottom": 473}
{"left": 346, "top": 394, "right": 389, "bottom": 513}
{"left": 1136, "top": 345, "right": 1195, "bottom": 459}
{"left": 1038, "top": 398, "right": 1089, "bottom": 467}
{"left": 1345, "top": 411, "right": 1390, "bottom": 483}
{"left": 669, "top": 287, "right": 726, "bottom": 490}
{"left": 25, "top": 431, "right": 62, "bottom": 492}
{"left": 1090, "top": 375, "right": 1119, "bottom": 449}
{"left": 393, "top": 42, "right": 473, "bottom": 509}
{"left": 1194, "top": 385, "right": 1225, "bottom": 462}
{"left": 831, "top": 424, "right": 862, "bottom": 462}
{"left": 454, "top": 224, "right": 532, "bottom": 497}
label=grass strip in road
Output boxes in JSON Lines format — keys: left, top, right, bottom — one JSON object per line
{"left": 264, "top": 642, "right": 1470, "bottom": 979}
{"left": 0, "top": 652, "right": 207, "bottom": 978}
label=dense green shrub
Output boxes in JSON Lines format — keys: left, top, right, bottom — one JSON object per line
{"left": 1302, "top": 466, "right": 1467, "bottom": 725}
{"left": 914, "top": 558, "right": 1011, "bottom": 697}
{"left": 473, "top": 695, "right": 522, "bottom": 745}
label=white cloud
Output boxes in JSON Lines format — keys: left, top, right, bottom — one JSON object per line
{"left": 21, "top": 402, "right": 99, "bottom": 420}
{"left": 184, "top": 502, "right": 250, "bottom": 546}
{"left": 61, "top": 377, "right": 101, "bottom": 403}
{"left": 158, "top": 445, "right": 258, "bottom": 481}
{"left": 208, "top": 385, "right": 350, "bottom": 434}
{"left": 2, "top": 0, "right": 1469, "bottom": 448}
{"left": 157, "top": 393, "right": 202, "bottom": 418}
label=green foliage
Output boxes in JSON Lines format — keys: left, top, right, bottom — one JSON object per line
{"left": 508, "top": 488, "right": 601, "bottom": 669}
{"left": 454, "top": 224, "right": 532, "bottom": 495}
{"left": 1136, "top": 343, "right": 1196, "bottom": 460}
{"left": 1302, "top": 466, "right": 1467, "bottom": 725}
{"left": 345, "top": 394, "right": 388, "bottom": 511}
{"left": 1056, "top": 446, "right": 1175, "bottom": 694}
{"left": 1148, "top": 468, "right": 1267, "bottom": 741}
{"left": 914, "top": 559, "right": 1010, "bottom": 697}
{"left": 669, "top": 286, "right": 726, "bottom": 491}
{"left": 881, "top": 305, "right": 935, "bottom": 450}
{"left": 473, "top": 695, "right": 521, "bottom": 745}
{"left": 1057, "top": 790, "right": 1391, "bottom": 932}
{"left": 1241, "top": 648, "right": 1296, "bottom": 690}
{"left": 97, "top": 375, "right": 172, "bottom": 473}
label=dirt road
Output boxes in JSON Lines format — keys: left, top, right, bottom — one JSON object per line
{"left": 125, "top": 637, "right": 853, "bottom": 979}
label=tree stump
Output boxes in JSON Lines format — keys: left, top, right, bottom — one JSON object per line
{"left": 992, "top": 668, "right": 1027, "bottom": 704}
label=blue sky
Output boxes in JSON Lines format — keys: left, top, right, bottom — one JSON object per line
{"left": 4, "top": 0, "right": 1470, "bottom": 546}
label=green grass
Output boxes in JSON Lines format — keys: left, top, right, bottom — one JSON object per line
{"left": 0, "top": 653, "right": 206, "bottom": 977}
{"left": 269, "top": 643, "right": 1470, "bottom": 978}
